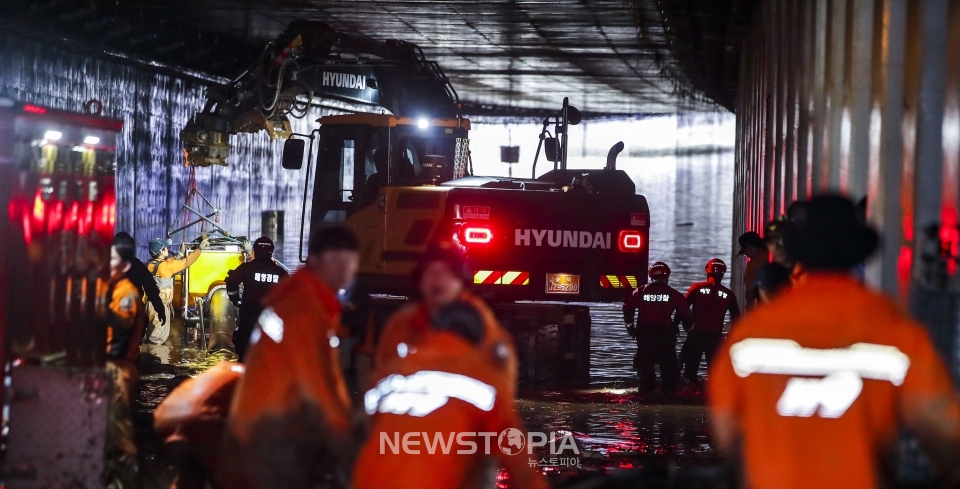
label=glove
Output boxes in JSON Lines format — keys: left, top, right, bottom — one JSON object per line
{"left": 200, "top": 239, "right": 211, "bottom": 250}
{"left": 625, "top": 322, "right": 637, "bottom": 338}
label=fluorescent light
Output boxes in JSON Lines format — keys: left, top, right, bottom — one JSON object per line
{"left": 83, "top": 136, "right": 100, "bottom": 145}
{"left": 417, "top": 118, "right": 429, "bottom": 129}
{"left": 44, "top": 130, "right": 62, "bottom": 140}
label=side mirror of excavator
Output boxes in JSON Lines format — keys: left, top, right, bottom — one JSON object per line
{"left": 281, "top": 138, "right": 305, "bottom": 170}
{"left": 544, "top": 138, "right": 560, "bottom": 162}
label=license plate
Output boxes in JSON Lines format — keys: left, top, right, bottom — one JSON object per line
{"left": 546, "top": 273, "right": 580, "bottom": 294}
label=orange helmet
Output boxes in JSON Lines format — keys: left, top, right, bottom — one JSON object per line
{"left": 649, "top": 261, "right": 671, "bottom": 280}
{"left": 705, "top": 258, "right": 727, "bottom": 277}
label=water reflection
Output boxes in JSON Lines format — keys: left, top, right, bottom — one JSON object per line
{"left": 133, "top": 151, "right": 735, "bottom": 486}
{"left": 518, "top": 151, "right": 735, "bottom": 483}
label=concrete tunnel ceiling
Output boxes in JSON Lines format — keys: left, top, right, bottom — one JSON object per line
{"left": 0, "top": 0, "right": 751, "bottom": 118}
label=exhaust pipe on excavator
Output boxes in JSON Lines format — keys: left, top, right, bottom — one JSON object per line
{"left": 606, "top": 141, "right": 624, "bottom": 170}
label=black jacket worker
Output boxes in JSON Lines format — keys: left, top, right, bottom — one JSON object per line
{"left": 225, "top": 237, "right": 289, "bottom": 361}
{"left": 622, "top": 261, "right": 691, "bottom": 393}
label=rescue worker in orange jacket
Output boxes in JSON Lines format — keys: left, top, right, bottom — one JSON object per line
{"left": 354, "top": 302, "right": 549, "bottom": 489}
{"left": 105, "top": 236, "right": 148, "bottom": 488}
{"left": 709, "top": 195, "right": 960, "bottom": 488}
{"left": 216, "top": 226, "right": 361, "bottom": 489}
{"left": 145, "top": 237, "right": 208, "bottom": 344}
{"left": 374, "top": 245, "right": 518, "bottom": 395}
{"left": 623, "top": 261, "right": 691, "bottom": 393}
{"left": 154, "top": 361, "right": 244, "bottom": 489}
{"left": 679, "top": 258, "right": 740, "bottom": 383}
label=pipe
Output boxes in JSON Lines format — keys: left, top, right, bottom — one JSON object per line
{"left": 605, "top": 141, "right": 624, "bottom": 170}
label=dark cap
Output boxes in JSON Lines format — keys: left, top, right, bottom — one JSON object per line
{"left": 737, "top": 232, "right": 765, "bottom": 256}
{"left": 782, "top": 194, "right": 879, "bottom": 270}
{"left": 253, "top": 237, "right": 275, "bottom": 257}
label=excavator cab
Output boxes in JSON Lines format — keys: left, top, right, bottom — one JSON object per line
{"left": 308, "top": 114, "right": 470, "bottom": 225}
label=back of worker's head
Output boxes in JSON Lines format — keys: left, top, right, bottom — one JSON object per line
{"left": 649, "top": 261, "right": 671, "bottom": 284}
{"left": 431, "top": 301, "right": 486, "bottom": 346}
{"left": 307, "top": 226, "right": 360, "bottom": 290}
{"left": 414, "top": 244, "right": 467, "bottom": 311}
{"left": 705, "top": 258, "right": 726, "bottom": 280}
{"left": 783, "top": 194, "right": 879, "bottom": 271}
{"left": 252, "top": 237, "right": 275, "bottom": 259}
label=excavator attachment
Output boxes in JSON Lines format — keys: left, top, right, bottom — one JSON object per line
{"left": 180, "top": 20, "right": 460, "bottom": 167}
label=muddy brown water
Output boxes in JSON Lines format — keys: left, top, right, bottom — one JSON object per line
{"left": 133, "top": 152, "right": 736, "bottom": 487}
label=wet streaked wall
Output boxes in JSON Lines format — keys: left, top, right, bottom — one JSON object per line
{"left": 732, "top": 0, "right": 960, "bottom": 304}
{"left": 0, "top": 34, "right": 339, "bottom": 266}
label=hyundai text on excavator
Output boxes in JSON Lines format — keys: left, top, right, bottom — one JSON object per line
{"left": 181, "top": 20, "right": 651, "bottom": 385}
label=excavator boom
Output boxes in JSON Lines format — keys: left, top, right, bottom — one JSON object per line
{"left": 180, "top": 20, "right": 460, "bottom": 166}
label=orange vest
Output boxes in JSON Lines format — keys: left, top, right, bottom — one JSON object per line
{"left": 355, "top": 331, "right": 549, "bottom": 489}
{"left": 375, "top": 291, "right": 518, "bottom": 395}
{"left": 709, "top": 274, "right": 960, "bottom": 488}
{"left": 226, "top": 268, "right": 351, "bottom": 441}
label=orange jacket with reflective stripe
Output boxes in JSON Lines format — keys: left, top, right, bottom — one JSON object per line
{"left": 105, "top": 276, "right": 145, "bottom": 363}
{"left": 709, "top": 274, "right": 960, "bottom": 489}
{"left": 374, "top": 291, "right": 518, "bottom": 394}
{"left": 225, "top": 268, "right": 351, "bottom": 442}
{"left": 355, "top": 331, "right": 549, "bottom": 489}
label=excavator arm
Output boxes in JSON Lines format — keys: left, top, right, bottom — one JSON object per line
{"left": 180, "top": 20, "right": 460, "bottom": 166}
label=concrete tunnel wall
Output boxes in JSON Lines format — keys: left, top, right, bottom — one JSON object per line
{"left": 732, "top": 0, "right": 960, "bottom": 378}
{"left": 0, "top": 34, "right": 337, "bottom": 266}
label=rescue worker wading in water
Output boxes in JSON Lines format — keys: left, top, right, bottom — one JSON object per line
{"left": 354, "top": 302, "right": 549, "bottom": 489}
{"left": 146, "top": 237, "right": 207, "bottom": 344}
{"left": 217, "top": 226, "right": 361, "bottom": 489}
{"left": 374, "top": 244, "right": 519, "bottom": 396}
{"left": 679, "top": 258, "right": 740, "bottom": 384}
{"left": 710, "top": 195, "right": 960, "bottom": 488}
{"left": 224, "top": 237, "right": 288, "bottom": 361}
{"left": 623, "top": 261, "right": 691, "bottom": 394}
{"left": 105, "top": 237, "right": 148, "bottom": 489}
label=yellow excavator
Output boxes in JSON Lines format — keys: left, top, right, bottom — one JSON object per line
{"left": 182, "top": 21, "right": 651, "bottom": 385}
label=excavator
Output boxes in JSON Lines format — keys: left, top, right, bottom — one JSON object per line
{"left": 181, "top": 20, "right": 651, "bottom": 385}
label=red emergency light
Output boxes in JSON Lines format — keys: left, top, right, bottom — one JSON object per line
{"left": 22, "top": 104, "right": 47, "bottom": 115}
{"left": 618, "top": 230, "right": 643, "bottom": 252}
{"left": 460, "top": 225, "right": 493, "bottom": 245}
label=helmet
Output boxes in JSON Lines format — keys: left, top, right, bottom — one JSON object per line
{"left": 705, "top": 258, "right": 727, "bottom": 277}
{"left": 149, "top": 238, "right": 171, "bottom": 258}
{"left": 648, "top": 261, "right": 671, "bottom": 280}
{"left": 253, "top": 237, "right": 275, "bottom": 257}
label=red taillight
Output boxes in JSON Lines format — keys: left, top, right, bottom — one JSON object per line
{"left": 619, "top": 230, "right": 643, "bottom": 252}
{"left": 461, "top": 225, "right": 493, "bottom": 245}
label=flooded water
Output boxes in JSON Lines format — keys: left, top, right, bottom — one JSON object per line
{"left": 132, "top": 150, "right": 736, "bottom": 487}
{"left": 514, "top": 151, "right": 736, "bottom": 485}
